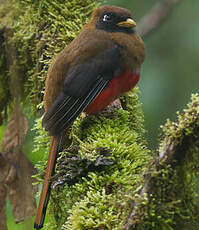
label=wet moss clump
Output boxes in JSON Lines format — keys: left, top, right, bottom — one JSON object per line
{"left": 47, "top": 94, "right": 199, "bottom": 230}
{"left": 1, "top": 0, "right": 199, "bottom": 229}
{"left": 0, "top": 0, "right": 100, "bottom": 115}
{"left": 135, "top": 93, "right": 199, "bottom": 230}
{"left": 49, "top": 88, "right": 152, "bottom": 230}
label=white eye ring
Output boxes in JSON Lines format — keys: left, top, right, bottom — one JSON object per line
{"left": 103, "top": 14, "right": 111, "bottom": 22}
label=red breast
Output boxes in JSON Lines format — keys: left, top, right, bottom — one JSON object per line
{"left": 85, "top": 69, "right": 140, "bottom": 114}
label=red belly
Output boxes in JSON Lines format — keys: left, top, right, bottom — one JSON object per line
{"left": 84, "top": 71, "right": 140, "bottom": 114}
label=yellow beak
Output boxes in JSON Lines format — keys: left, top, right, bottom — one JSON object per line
{"left": 117, "top": 18, "right": 136, "bottom": 28}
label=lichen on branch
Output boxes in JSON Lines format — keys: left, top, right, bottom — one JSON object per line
{"left": 124, "top": 93, "right": 199, "bottom": 230}
{"left": 1, "top": 1, "right": 199, "bottom": 230}
{"left": 0, "top": 0, "right": 101, "bottom": 116}
{"left": 48, "top": 88, "right": 151, "bottom": 230}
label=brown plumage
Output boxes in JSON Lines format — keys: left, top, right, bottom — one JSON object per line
{"left": 34, "top": 5, "right": 145, "bottom": 229}
{"left": 44, "top": 5, "right": 144, "bottom": 111}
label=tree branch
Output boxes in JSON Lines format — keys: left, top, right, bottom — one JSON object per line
{"left": 123, "top": 94, "right": 199, "bottom": 230}
{"left": 137, "top": 0, "right": 181, "bottom": 38}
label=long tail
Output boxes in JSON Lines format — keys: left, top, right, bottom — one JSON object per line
{"left": 34, "top": 134, "right": 63, "bottom": 229}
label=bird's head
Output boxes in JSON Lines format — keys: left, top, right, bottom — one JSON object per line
{"left": 88, "top": 5, "right": 136, "bottom": 33}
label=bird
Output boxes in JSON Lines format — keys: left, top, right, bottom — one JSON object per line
{"left": 34, "top": 5, "right": 145, "bottom": 229}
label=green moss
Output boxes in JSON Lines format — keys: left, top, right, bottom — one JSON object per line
{"left": 13, "top": 0, "right": 101, "bottom": 111}
{"left": 142, "top": 93, "right": 199, "bottom": 230}
{"left": 1, "top": 0, "right": 199, "bottom": 229}
{"left": 47, "top": 93, "right": 199, "bottom": 230}
{"left": 0, "top": 28, "right": 10, "bottom": 114}
{"left": 0, "top": 0, "right": 101, "bottom": 114}
{"left": 48, "top": 89, "right": 151, "bottom": 230}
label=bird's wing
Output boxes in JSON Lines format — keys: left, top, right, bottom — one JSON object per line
{"left": 42, "top": 44, "right": 121, "bottom": 136}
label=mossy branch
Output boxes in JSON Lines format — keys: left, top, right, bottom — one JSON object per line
{"left": 0, "top": 1, "right": 199, "bottom": 230}
{"left": 123, "top": 94, "right": 199, "bottom": 230}
{"left": 47, "top": 88, "right": 151, "bottom": 230}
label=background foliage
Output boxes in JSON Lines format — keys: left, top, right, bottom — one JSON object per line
{"left": 114, "top": 0, "right": 199, "bottom": 148}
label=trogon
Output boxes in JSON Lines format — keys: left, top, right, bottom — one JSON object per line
{"left": 34, "top": 5, "right": 145, "bottom": 229}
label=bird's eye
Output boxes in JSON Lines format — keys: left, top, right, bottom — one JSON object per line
{"left": 103, "top": 14, "right": 112, "bottom": 22}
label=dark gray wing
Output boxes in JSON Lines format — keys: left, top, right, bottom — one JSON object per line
{"left": 42, "top": 44, "right": 121, "bottom": 136}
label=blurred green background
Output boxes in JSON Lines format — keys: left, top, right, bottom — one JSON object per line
{"left": 1, "top": 0, "right": 199, "bottom": 229}
{"left": 109, "top": 0, "right": 199, "bottom": 149}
